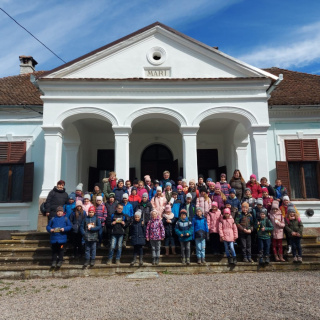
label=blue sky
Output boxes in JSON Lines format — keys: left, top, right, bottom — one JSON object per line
{"left": 1, "top": 0, "right": 320, "bottom": 78}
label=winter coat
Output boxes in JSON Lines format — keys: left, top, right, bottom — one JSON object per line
{"left": 260, "top": 184, "right": 275, "bottom": 198}
{"left": 137, "top": 187, "right": 148, "bottom": 199}
{"left": 46, "top": 216, "right": 72, "bottom": 244}
{"left": 149, "top": 187, "right": 157, "bottom": 201}
{"left": 163, "top": 190, "right": 173, "bottom": 203}
{"left": 229, "top": 178, "right": 246, "bottom": 200}
{"left": 122, "top": 202, "right": 134, "bottom": 217}
{"left": 180, "top": 202, "right": 196, "bottom": 221}
{"left": 188, "top": 188, "right": 199, "bottom": 205}
{"left": 150, "top": 195, "right": 167, "bottom": 217}
{"left": 256, "top": 218, "right": 273, "bottom": 239}
{"left": 207, "top": 209, "right": 222, "bottom": 234}
{"left": 146, "top": 218, "right": 165, "bottom": 241}
{"left": 102, "top": 178, "right": 117, "bottom": 198}
{"left": 172, "top": 200, "right": 181, "bottom": 218}
{"left": 241, "top": 196, "right": 256, "bottom": 208}
{"left": 80, "top": 215, "right": 101, "bottom": 242}
{"left": 69, "top": 208, "right": 86, "bottom": 233}
{"left": 95, "top": 203, "right": 108, "bottom": 226}
{"left": 113, "top": 186, "right": 128, "bottom": 202}
{"left": 225, "top": 196, "right": 241, "bottom": 212}
{"left": 235, "top": 212, "right": 254, "bottom": 234}
{"left": 263, "top": 196, "right": 273, "bottom": 213}
{"left": 91, "top": 191, "right": 104, "bottom": 206}
{"left": 269, "top": 209, "right": 285, "bottom": 239}
{"left": 192, "top": 215, "right": 209, "bottom": 240}
{"left": 175, "top": 217, "right": 193, "bottom": 242}
{"left": 219, "top": 217, "right": 238, "bottom": 242}
{"left": 64, "top": 202, "right": 76, "bottom": 219}
{"left": 280, "top": 204, "right": 300, "bottom": 218}
{"left": 45, "top": 186, "right": 69, "bottom": 219}
{"left": 128, "top": 194, "right": 141, "bottom": 211}
{"left": 285, "top": 218, "right": 303, "bottom": 238}
{"left": 82, "top": 201, "right": 92, "bottom": 214}
{"left": 107, "top": 213, "right": 129, "bottom": 235}
{"left": 274, "top": 185, "right": 288, "bottom": 201}
{"left": 246, "top": 181, "right": 262, "bottom": 199}
{"left": 220, "top": 181, "right": 231, "bottom": 198}
{"left": 177, "top": 191, "right": 186, "bottom": 205}
{"left": 129, "top": 220, "right": 146, "bottom": 246}
{"left": 136, "top": 201, "right": 153, "bottom": 225}
{"left": 105, "top": 201, "right": 117, "bottom": 217}
{"left": 196, "top": 196, "right": 212, "bottom": 215}
{"left": 160, "top": 179, "right": 176, "bottom": 190}
{"left": 208, "top": 194, "right": 223, "bottom": 211}
{"left": 162, "top": 213, "right": 177, "bottom": 238}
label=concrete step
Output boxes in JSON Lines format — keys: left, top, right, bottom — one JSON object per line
{"left": 1, "top": 261, "right": 320, "bottom": 280}
{"left": 11, "top": 232, "right": 48, "bottom": 240}
{"left": 0, "top": 240, "right": 51, "bottom": 248}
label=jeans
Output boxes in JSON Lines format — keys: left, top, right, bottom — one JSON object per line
{"left": 291, "top": 237, "right": 302, "bottom": 257}
{"left": 133, "top": 245, "right": 143, "bottom": 257}
{"left": 224, "top": 241, "right": 236, "bottom": 258}
{"left": 272, "top": 238, "right": 283, "bottom": 255}
{"left": 164, "top": 236, "right": 175, "bottom": 247}
{"left": 150, "top": 240, "right": 161, "bottom": 258}
{"left": 258, "top": 238, "right": 271, "bottom": 257}
{"left": 195, "top": 238, "right": 206, "bottom": 259}
{"left": 51, "top": 243, "right": 65, "bottom": 262}
{"left": 108, "top": 234, "right": 124, "bottom": 260}
{"left": 239, "top": 233, "right": 252, "bottom": 258}
{"left": 180, "top": 241, "right": 190, "bottom": 259}
{"left": 85, "top": 241, "right": 97, "bottom": 260}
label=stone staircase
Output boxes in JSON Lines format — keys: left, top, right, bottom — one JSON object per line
{"left": 0, "top": 231, "right": 320, "bottom": 279}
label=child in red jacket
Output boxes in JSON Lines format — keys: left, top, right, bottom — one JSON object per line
{"left": 246, "top": 174, "right": 262, "bottom": 199}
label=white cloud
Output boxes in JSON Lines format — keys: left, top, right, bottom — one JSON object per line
{"left": 238, "top": 21, "right": 320, "bottom": 69}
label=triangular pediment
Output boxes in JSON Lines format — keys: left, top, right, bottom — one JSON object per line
{"left": 41, "top": 22, "right": 277, "bottom": 81}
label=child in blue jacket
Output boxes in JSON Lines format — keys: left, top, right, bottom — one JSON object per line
{"left": 64, "top": 193, "right": 76, "bottom": 219}
{"left": 46, "top": 206, "right": 72, "bottom": 268}
{"left": 192, "top": 207, "right": 209, "bottom": 265}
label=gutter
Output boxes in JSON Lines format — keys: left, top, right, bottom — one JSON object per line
{"left": 267, "top": 74, "right": 283, "bottom": 99}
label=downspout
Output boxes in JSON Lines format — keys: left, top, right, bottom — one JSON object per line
{"left": 267, "top": 73, "right": 283, "bottom": 99}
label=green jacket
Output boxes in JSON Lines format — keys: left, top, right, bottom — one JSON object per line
{"left": 256, "top": 218, "right": 273, "bottom": 239}
{"left": 285, "top": 218, "right": 303, "bottom": 237}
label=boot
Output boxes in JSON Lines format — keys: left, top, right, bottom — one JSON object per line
{"left": 83, "top": 260, "right": 89, "bottom": 268}
{"left": 201, "top": 258, "right": 207, "bottom": 265}
{"left": 228, "top": 257, "right": 233, "bottom": 264}
{"left": 51, "top": 260, "right": 57, "bottom": 268}
{"left": 165, "top": 247, "right": 170, "bottom": 256}
{"left": 155, "top": 257, "right": 159, "bottom": 265}
{"left": 233, "top": 257, "right": 237, "bottom": 265}
{"left": 197, "top": 258, "right": 201, "bottom": 265}
{"left": 297, "top": 256, "right": 302, "bottom": 263}
{"left": 106, "top": 258, "right": 112, "bottom": 265}
{"left": 90, "top": 260, "right": 95, "bottom": 267}
{"left": 279, "top": 254, "right": 285, "bottom": 262}
{"left": 274, "top": 254, "right": 280, "bottom": 262}
{"left": 152, "top": 258, "right": 156, "bottom": 265}
{"left": 265, "top": 256, "right": 270, "bottom": 264}
{"left": 293, "top": 256, "right": 298, "bottom": 263}
{"left": 116, "top": 259, "right": 120, "bottom": 265}
{"left": 287, "top": 245, "right": 292, "bottom": 254}
{"left": 259, "top": 256, "right": 264, "bottom": 265}
{"left": 56, "top": 260, "right": 63, "bottom": 268}
{"left": 139, "top": 256, "right": 144, "bottom": 266}
{"left": 130, "top": 255, "right": 137, "bottom": 266}
{"left": 171, "top": 247, "right": 176, "bottom": 255}
{"left": 181, "top": 257, "right": 186, "bottom": 265}
{"left": 186, "top": 258, "right": 190, "bottom": 265}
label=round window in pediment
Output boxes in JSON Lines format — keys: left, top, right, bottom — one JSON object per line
{"left": 147, "top": 46, "right": 167, "bottom": 65}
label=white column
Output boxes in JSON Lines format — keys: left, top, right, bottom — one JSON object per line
{"left": 180, "top": 126, "right": 199, "bottom": 182}
{"left": 113, "top": 126, "right": 131, "bottom": 181}
{"left": 40, "top": 126, "right": 64, "bottom": 198}
{"left": 235, "top": 142, "right": 249, "bottom": 181}
{"left": 64, "top": 142, "right": 80, "bottom": 193}
{"left": 249, "top": 126, "right": 270, "bottom": 181}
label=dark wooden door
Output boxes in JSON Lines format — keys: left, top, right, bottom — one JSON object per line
{"left": 197, "top": 149, "right": 219, "bottom": 180}
{"left": 88, "top": 167, "right": 100, "bottom": 192}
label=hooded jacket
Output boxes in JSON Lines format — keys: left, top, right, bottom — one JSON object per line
{"left": 162, "top": 212, "right": 177, "bottom": 238}
{"left": 150, "top": 194, "right": 167, "bottom": 217}
{"left": 80, "top": 215, "right": 101, "bottom": 242}
{"left": 175, "top": 217, "right": 193, "bottom": 242}
{"left": 130, "top": 220, "right": 146, "bottom": 246}
{"left": 207, "top": 209, "right": 222, "bottom": 234}
{"left": 46, "top": 215, "right": 72, "bottom": 244}
{"left": 269, "top": 209, "right": 285, "bottom": 239}
{"left": 146, "top": 217, "right": 165, "bottom": 241}
{"left": 219, "top": 217, "right": 238, "bottom": 242}
{"left": 45, "top": 186, "right": 69, "bottom": 219}
{"left": 192, "top": 214, "right": 209, "bottom": 240}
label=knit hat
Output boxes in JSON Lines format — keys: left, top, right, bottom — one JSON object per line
{"left": 209, "top": 182, "right": 215, "bottom": 187}
{"left": 241, "top": 202, "right": 249, "bottom": 208}
{"left": 211, "top": 201, "right": 218, "bottom": 208}
{"left": 131, "top": 186, "right": 137, "bottom": 191}
{"left": 186, "top": 193, "right": 192, "bottom": 199}
{"left": 283, "top": 195, "right": 290, "bottom": 201}
{"left": 180, "top": 209, "right": 187, "bottom": 216}
{"left": 144, "top": 175, "right": 151, "bottom": 182}
{"left": 177, "top": 185, "right": 183, "bottom": 190}
{"left": 56, "top": 206, "right": 64, "bottom": 213}
{"left": 84, "top": 194, "right": 91, "bottom": 200}
{"left": 122, "top": 193, "right": 128, "bottom": 199}
{"left": 76, "top": 183, "right": 83, "bottom": 191}
{"left": 260, "top": 208, "right": 267, "bottom": 215}
{"left": 88, "top": 206, "right": 96, "bottom": 213}
{"left": 157, "top": 186, "right": 162, "bottom": 192}
{"left": 76, "top": 200, "right": 83, "bottom": 207}
{"left": 142, "top": 193, "right": 148, "bottom": 198}
{"left": 135, "top": 209, "right": 142, "bottom": 217}
{"left": 177, "top": 176, "right": 183, "bottom": 181}
{"left": 257, "top": 198, "right": 263, "bottom": 205}
{"left": 287, "top": 204, "right": 296, "bottom": 214}
{"left": 250, "top": 174, "right": 257, "bottom": 180}
{"left": 271, "top": 201, "right": 279, "bottom": 210}
{"left": 165, "top": 182, "right": 172, "bottom": 187}
{"left": 245, "top": 188, "right": 251, "bottom": 193}
{"left": 108, "top": 193, "right": 115, "bottom": 198}
{"left": 68, "top": 193, "right": 76, "bottom": 201}
{"left": 229, "top": 188, "right": 236, "bottom": 194}
{"left": 189, "top": 179, "right": 196, "bottom": 185}
{"left": 196, "top": 207, "right": 203, "bottom": 213}
{"left": 199, "top": 186, "right": 207, "bottom": 193}
{"left": 223, "top": 208, "right": 231, "bottom": 215}
{"left": 96, "top": 196, "right": 103, "bottom": 201}
{"left": 153, "top": 179, "right": 160, "bottom": 185}
{"left": 215, "top": 182, "right": 221, "bottom": 189}
{"left": 206, "top": 178, "right": 213, "bottom": 182}
{"left": 220, "top": 173, "right": 226, "bottom": 178}
{"left": 165, "top": 204, "right": 171, "bottom": 212}
{"left": 262, "top": 187, "right": 268, "bottom": 193}
{"left": 118, "top": 179, "right": 124, "bottom": 184}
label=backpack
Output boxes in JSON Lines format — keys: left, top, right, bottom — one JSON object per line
{"left": 40, "top": 202, "right": 47, "bottom": 215}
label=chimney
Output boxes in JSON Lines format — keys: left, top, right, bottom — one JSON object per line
{"left": 19, "top": 56, "right": 38, "bottom": 74}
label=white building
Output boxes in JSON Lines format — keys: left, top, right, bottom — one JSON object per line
{"left": 0, "top": 22, "right": 319, "bottom": 231}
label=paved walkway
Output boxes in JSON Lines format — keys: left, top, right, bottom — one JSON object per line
{"left": 0, "top": 271, "right": 319, "bottom": 319}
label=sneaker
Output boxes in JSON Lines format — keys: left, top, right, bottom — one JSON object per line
{"left": 56, "top": 260, "right": 63, "bottom": 268}
{"left": 297, "top": 256, "right": 303, "bottom": 263}
{"left": 265, "top": 256, "right": 270, "bottom": 264}
{"left": 115, "top": 259, "right": 120, "bottom": 266}
{"left": 228, "top": 257, "right": 233, "bottom": 264}
{"left": 51, "top": 261, "right": 57, "bottom": 268}
{"left": 293, "top": 256, "right": 298, "bottom": 263}
{"left": 106, "top": 258, "right": 112, "bottom": 265}
{"left": 186, "top": 259, "right": 190, "bottom": 265}
{"left": 233, "top": 257, "right": 237, "bottom": 265}
{"left": 83, "top": 260, "right": 89, "bottom": 268}
{"left": 248, "top": 257, "right": 253, "bottom": 263}
{"left": 201, "top": 258, "right": 207, "bottom": 265}
{"left": 152, "top": 258, "right": 156, "bottom": 265}
{"left": 197, "top": 259, "right": 201, "bottom": 265}
{"left": 259, "top": 257, "right": 264, "bottom": 265}
{"left": 181, "top": 258, "right": 186, "bottom": 265}
{"left": 155, "top": 258, "right": 159, "bottom": 265}
{"left": 287, "top": 245, "right": 292, "bottom": 254}
{"left": 90, "top": 260, "right": 95, "bottom": 267}
{"left": 243, "top": 257, "right": 248, "bottom": 263}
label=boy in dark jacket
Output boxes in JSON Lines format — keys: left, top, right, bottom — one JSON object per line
{"left": 129, "top": 211, "right": 146, "bottom": 266}
{"left": 106, "top": 203, "right": 129, "bottom": 265}
{"left": 181, "top": 193, "right": 196, "bottom": 221}
{"left": 80, "top": 206, "right": 101, "bottom": 267}
{"left": 46, "top": 206, "right": 72, "bottom": 268}
{"left": 225, "top": 188, "right": 241, "bottom": 218}
{"left": 113, "top": 179, "right": 128, "bottom": 202}
{"left": 175, "top": 209, "right": 193, "bottom": 265}
{"left": 136, "top": 193, "right": 153, "bottom": 226}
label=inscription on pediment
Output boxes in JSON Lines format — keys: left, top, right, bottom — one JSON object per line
{"left": 144, "top": 68, "right": 171, "bottom": 78}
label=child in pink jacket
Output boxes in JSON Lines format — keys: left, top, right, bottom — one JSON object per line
{"left": 219, "top": 208, "right": 238, "bottom": 265}
{"left": 196, "top": 187, "right": 212, "bottom": 217}
{"left": 151, "top": 187, "right": 167, "bottom": 218}
{"left": 207, "top": 202, "right": 222, "bottom": 254}
{"left": 269, "top": 201, "right": 285, "bottom": 262}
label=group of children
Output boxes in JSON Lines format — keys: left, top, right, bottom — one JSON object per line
{"left": 47, "top": 170, "right": 303, "bottom": 268}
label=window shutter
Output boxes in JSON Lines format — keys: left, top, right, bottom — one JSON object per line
{"left": 302, "top": 139, "right": 319, "bottom": 161}
{"left": 22, "top": 162, "right": 34, "bottom": 202}
{"left": 0, "top": 142, "right": 26, "bottom": 163}
{"left": 276, "top": 161, "right": 291, "bottom": 197}
{"left": 317, "top": 161, "right": 320, "bottom": 199}
{"left": 285, "top": 140, "right": 302, "bottom": 161}
{"left": 0, "top": 143, "right": 9, "bottom": 162}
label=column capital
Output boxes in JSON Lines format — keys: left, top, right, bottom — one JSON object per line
{"left": 41, "top": 125, "right": 64, "bottom": 137}
{"left": 112, "top": 126, "right": 132, "bottom": 135}
{"left": 247, "top": 124, "right": 270, "bottom": 135}
{"left": 179, "top": 126, "right": 199, "bottom": 135}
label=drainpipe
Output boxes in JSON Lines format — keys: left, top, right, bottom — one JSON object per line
{"left": 267, "top": 74, "right": 283, "bottom": 99}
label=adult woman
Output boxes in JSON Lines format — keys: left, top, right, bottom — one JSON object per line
{"left": 229, "top": 169, "right": 246, "bottom": 200}
{"left": 45, "top": 180, "right": 69, "bottom": 220}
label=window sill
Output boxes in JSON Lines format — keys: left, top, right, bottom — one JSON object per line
{"left": 291, "top": 199, "right": 320, "bottom": 202}
{"left": 0, "top": 203, "right": 32, "bottom": 208}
